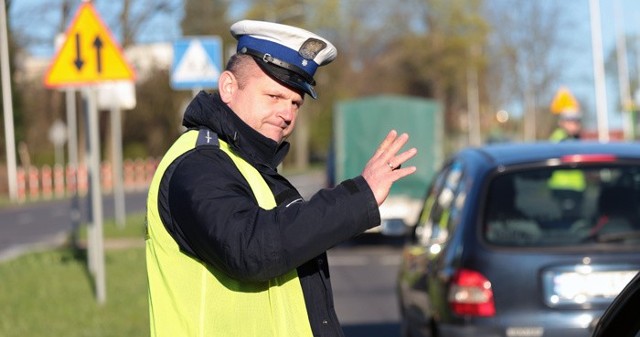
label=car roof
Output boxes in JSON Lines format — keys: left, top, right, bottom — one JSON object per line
{"left": 458, "top": 141, "right": 640, "bottom": 169}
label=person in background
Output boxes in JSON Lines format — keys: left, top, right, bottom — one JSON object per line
{"left": 549, "top": 110, "right": 585, "bottom": 221}
{"left": 145, "top": 20, "right": 418, "bottom": 337}
{"left": 549, "top": 110, "right": 582, "bottom": 141}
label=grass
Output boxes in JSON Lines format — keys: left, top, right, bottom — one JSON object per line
{"left": 0, "top": 168, "right": 323, "bottom": 336}
{"left": 0, "top": 213, "right": 149, "bottom": 337}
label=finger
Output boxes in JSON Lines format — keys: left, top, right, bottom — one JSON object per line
{"left": 384, "top": 132, "right": 410, "bottom": 160}
{"left": 390, "top": 165, "right": 418, "bottom": 180}
{"left": 385, "top": 143, "right": 416, "bottom": 170}
{"left": 373, "top": 130, "right": 398, "bottom": 158}
{"left": 393, "top": 147, "right": 418, "bottom": 168}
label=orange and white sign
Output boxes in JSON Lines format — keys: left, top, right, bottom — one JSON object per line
{"left": 44, "top": 2, "right": 135, "bottom": 87}
{"left": 550, "top": 87, "right": 580, "bottom": 114}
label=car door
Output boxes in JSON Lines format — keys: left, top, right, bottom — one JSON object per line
{"left": 399, "top": 160, "right": 465, "bottom": 329}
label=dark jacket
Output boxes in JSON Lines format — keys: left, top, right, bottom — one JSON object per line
{"left": 157, "top": 91, "right": 380, "bottom": 336}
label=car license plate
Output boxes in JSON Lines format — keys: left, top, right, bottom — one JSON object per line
{"left": 550, "top": 270, "right": 637, "bottom": 304}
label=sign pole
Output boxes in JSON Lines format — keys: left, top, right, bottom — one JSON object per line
{"left": 66, "top": 89, "right": 82, "bottom": 249}
{"left": 111, "top": 103, "right": 125, "bottom": 228}
{"left": 43, "top": 0, "right": 136, "bottom": 304}
{"left": 82, "top": 90, "right": 95, "bottom": 275}
{"left": 84, "top": 87, "right": 106, "bottom": 304}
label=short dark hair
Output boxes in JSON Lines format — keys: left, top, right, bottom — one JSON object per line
{"left": 225, "top": 54, "right": 257, "bottom": 90}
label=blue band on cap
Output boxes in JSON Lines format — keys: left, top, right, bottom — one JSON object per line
{"left": 236, "top": 35, "right": 319, "bottom": 78}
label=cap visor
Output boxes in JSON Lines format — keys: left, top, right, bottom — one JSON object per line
{"left": 254, "top": 59, "right": 318, "bottom": 99}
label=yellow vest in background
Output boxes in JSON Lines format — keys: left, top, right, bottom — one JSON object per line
{"left": 548, "top": 169, "right": 586, "bottom": 192}
{"left": 146, "top": 130, "right": 312, "bottom": 337}
{"left": 548, "top": 129, "right": 586, "bottom": 192}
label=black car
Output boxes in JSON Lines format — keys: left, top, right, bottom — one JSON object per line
{"left": 397, "top": 141, "right": 640, "bottom": 337}
{"left": 591, "top": 269, "right": 640, "bottom": 337}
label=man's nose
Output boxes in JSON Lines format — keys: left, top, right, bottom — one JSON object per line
{"left": 278, "top": 102, "right": 296, "bottom": 122}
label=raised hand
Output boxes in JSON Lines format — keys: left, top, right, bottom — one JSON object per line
{"left": 361, "top": 130, "right": 418, "bottom": 206}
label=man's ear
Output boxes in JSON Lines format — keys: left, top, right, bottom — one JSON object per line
{"left": 218, "top": 71, "right": 236, "bottom": 103}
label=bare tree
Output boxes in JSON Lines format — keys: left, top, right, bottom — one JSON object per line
{"left": 181, "top": 0, "right": 231, "bottom": 37}
{"left": 118, "top": 0, "right": 178, "bottom": 48}
{"left": 7, "top": 0, "right": 182, "bottom": 164}
{"left": 485, "top": 0, "right": 576, "bottom": 140}
{"left": 368, "top": 0, "right": 489, "bottom": 153}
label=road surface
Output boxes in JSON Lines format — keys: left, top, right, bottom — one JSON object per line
{"left": 0, "top": 170, "right": 326, "bottom": 262}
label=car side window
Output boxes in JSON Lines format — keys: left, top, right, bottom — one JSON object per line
{"left": 414, "top": 161, "right": 464, "bottom": 246}
{"left": 414, "top": 166, "right": 450, "bottom": 246}
{"left": 445, "top": 171, "right": 467, "bottom": 235}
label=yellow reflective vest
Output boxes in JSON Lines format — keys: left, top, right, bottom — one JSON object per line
{"left": 548, "top": 128, "right": 586, "bottom": 192}
{"left": 146, "top": 129, "right": 313, "bottom": 337}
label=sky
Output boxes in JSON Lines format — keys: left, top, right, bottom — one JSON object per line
{"left": 7, "top": 0, "right": 640, "bottom": 134}
{"left": 8, "top": 0, "right": 183, "bottom": 55}
{"left": 556, "top": 0, "right": 640, "bottom": 132}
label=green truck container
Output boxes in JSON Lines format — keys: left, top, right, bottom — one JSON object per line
{"left": 333, "top": 95, "right": 444, "bottom": 235}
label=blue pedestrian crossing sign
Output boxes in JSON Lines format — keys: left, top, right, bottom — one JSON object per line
{"left": 171, "top": 37, "right": 223, "bottom": 90}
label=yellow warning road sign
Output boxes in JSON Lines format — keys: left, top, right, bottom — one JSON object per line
{"left": 550, "top": 87, "right": 580, "bottom": 114}
{"left": 44, "top": 2, "right": 135, "bottom": 87}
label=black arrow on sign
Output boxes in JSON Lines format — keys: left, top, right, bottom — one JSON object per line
{"left": 73, "top": 33, "right": 84, "bottom": 71}
{"left": 93, "top": 35, "right": 103, "bottom": 73}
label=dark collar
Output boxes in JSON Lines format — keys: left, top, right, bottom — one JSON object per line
{"left": 183, "top": 91, "right": 290, "bottom": 170}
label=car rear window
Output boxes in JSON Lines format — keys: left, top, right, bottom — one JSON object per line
{"left": 483, "top": 164, "right": 640, "bottom": 247}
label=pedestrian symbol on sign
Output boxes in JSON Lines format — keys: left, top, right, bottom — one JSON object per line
{"left": 171, "top": 37, "right": 223, "bottom": 90}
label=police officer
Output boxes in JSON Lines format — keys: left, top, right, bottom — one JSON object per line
{"left": 549, "top": 110, "right": 585, "bottom": 220}
{"left": 145, "top": 20, "right": 417, "bottom": 337}
{"left": 549, "top": 110, "right": 582, "bottom": 141}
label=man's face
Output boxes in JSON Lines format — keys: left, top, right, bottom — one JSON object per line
{"left": 224, "top": 62, "right": 305, "bottom": 144}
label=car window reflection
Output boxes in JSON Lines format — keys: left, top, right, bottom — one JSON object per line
{"left": 483, "top": 165, "right": 640, "bottom": 247}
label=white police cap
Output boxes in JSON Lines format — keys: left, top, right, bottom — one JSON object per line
{"left": 230, "top": 20, "right": 337, "bottom": 99}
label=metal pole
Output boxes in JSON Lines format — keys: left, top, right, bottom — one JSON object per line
{"left": 614, "top": 0, "right": 632, "bottom": 140}
{"left": 66, "top": 89, "right": 81, "bottom": 249}
{"left": 0, "top": 0, "right": 18, "bottom": 201}
{"left": 524, "top": 88, "right": 535, "bottom": 141}
{"left": 590, "top": 0, "right": 610, "bottom": 142}
{"left": 84, "top": 87, "right": 106, "bottom": 304}
{"left": 467, "top": 45, "right": 481, "bottom": 146}
{"left": 111, "top": 103, "right": 125, "bottom": 228}
{"left": 82, "top": 90, "right": 95, "bottom": 274}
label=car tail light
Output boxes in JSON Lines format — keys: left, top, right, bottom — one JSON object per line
{"left": 448, "top": 269, "right": 496, "bottom": 317}
{"left": 561, "top": 154, "right": 616, "bottom": 163}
